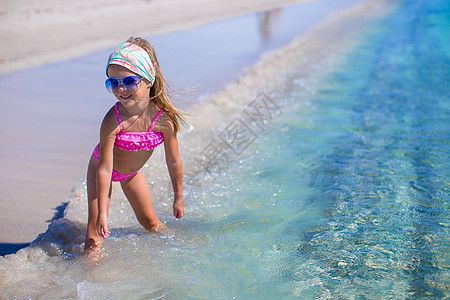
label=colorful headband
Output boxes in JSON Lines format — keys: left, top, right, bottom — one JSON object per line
{"left": 107, "top": 42, "right": 156, "bottom": 86}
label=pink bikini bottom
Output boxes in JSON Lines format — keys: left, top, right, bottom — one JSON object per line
{"left": 92, "top": 144, "right": 139, "bottom": 182}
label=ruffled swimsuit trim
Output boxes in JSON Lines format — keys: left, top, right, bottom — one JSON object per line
{"left": 114, "top": 103, "right": 164, "bottom": 151}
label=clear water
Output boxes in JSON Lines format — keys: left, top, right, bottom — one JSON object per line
{"left": 1, "top": 0, "right": 449, "bottom": 298}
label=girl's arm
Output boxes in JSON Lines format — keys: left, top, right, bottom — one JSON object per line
{"left": 162, "top": 120, "right": 184, "bottom": 219}
{"left": 96, "top": 109, "right": 119, "bottom": 238}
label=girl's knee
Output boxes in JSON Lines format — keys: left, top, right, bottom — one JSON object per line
{"left": 138, "top": 214, "right": 161, "bottom": 231}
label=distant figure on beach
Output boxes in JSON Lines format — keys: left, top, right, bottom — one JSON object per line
{"left": 84, "top": 37, "right": 185, "bottom": 252}
{"left": 259, "top": 8, "right": 282, "bottom": 42}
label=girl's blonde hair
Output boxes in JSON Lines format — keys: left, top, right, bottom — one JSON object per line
{"left": 127, "top": 37, "right": 186, "bottom": 133}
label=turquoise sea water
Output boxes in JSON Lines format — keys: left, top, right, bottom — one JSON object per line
{"left": 1, "top": 0, "right": 449, "bottom": 298}
{"left": 205, "top": 0, "right": 449, "bottom": 297}
{"left": 254, "top": 0, "right": 450, "bottom": 296}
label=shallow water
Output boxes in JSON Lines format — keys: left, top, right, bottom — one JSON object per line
{"left": 1, "top": 0, "right": 449, "bottom": 298}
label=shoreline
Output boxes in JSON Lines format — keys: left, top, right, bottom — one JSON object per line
{"left": 0, "top": 0, "right": 370, "bottom": 252}
{"left": 0, "top": 0, "right": 314, "bottom": 76}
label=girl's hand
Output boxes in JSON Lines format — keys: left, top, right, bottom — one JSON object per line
{"left": 173, "top": 197, "right": 184, "bottom": 219}
{"left": 97, "top": 213, "right": 111, "bottom": 239}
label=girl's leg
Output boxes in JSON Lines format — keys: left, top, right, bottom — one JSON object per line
{"left": 85, "top": 157, "right": 112, "bottom": 251}
{"left": 121, "top": 172, "right": 161, "bottom": 231}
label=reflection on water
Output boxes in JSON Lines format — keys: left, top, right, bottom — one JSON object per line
{"left": 259, "top": 8, "right": 283, "bottom": 42}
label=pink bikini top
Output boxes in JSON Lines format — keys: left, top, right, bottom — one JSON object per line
{"left": 114, "top": 103, "right": 164, "bottom": 151}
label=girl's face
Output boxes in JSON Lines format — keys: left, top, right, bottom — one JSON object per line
{"left": 107, "top": 64, "right": 151, "bottom": 106}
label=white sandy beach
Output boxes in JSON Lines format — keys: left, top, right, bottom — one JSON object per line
{"left": 0, "top": 0, "right": 314, "bottom": 75}
{"left": 0, "top": 0, "right": 377, "bottom": 248}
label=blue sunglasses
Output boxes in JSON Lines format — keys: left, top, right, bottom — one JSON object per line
{"left": 105, "top": 76, "right": 143, "bottom": 93}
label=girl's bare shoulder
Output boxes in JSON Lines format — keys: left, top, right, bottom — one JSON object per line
{"left": 155, "top": 110, "right": 175, "bottom": 135}
{"left": 100, "top": 105, "right": 120, "bottom": 135}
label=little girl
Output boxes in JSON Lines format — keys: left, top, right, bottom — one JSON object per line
{"left": 85, "top": 37, "right": 185, "bottom": 251}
